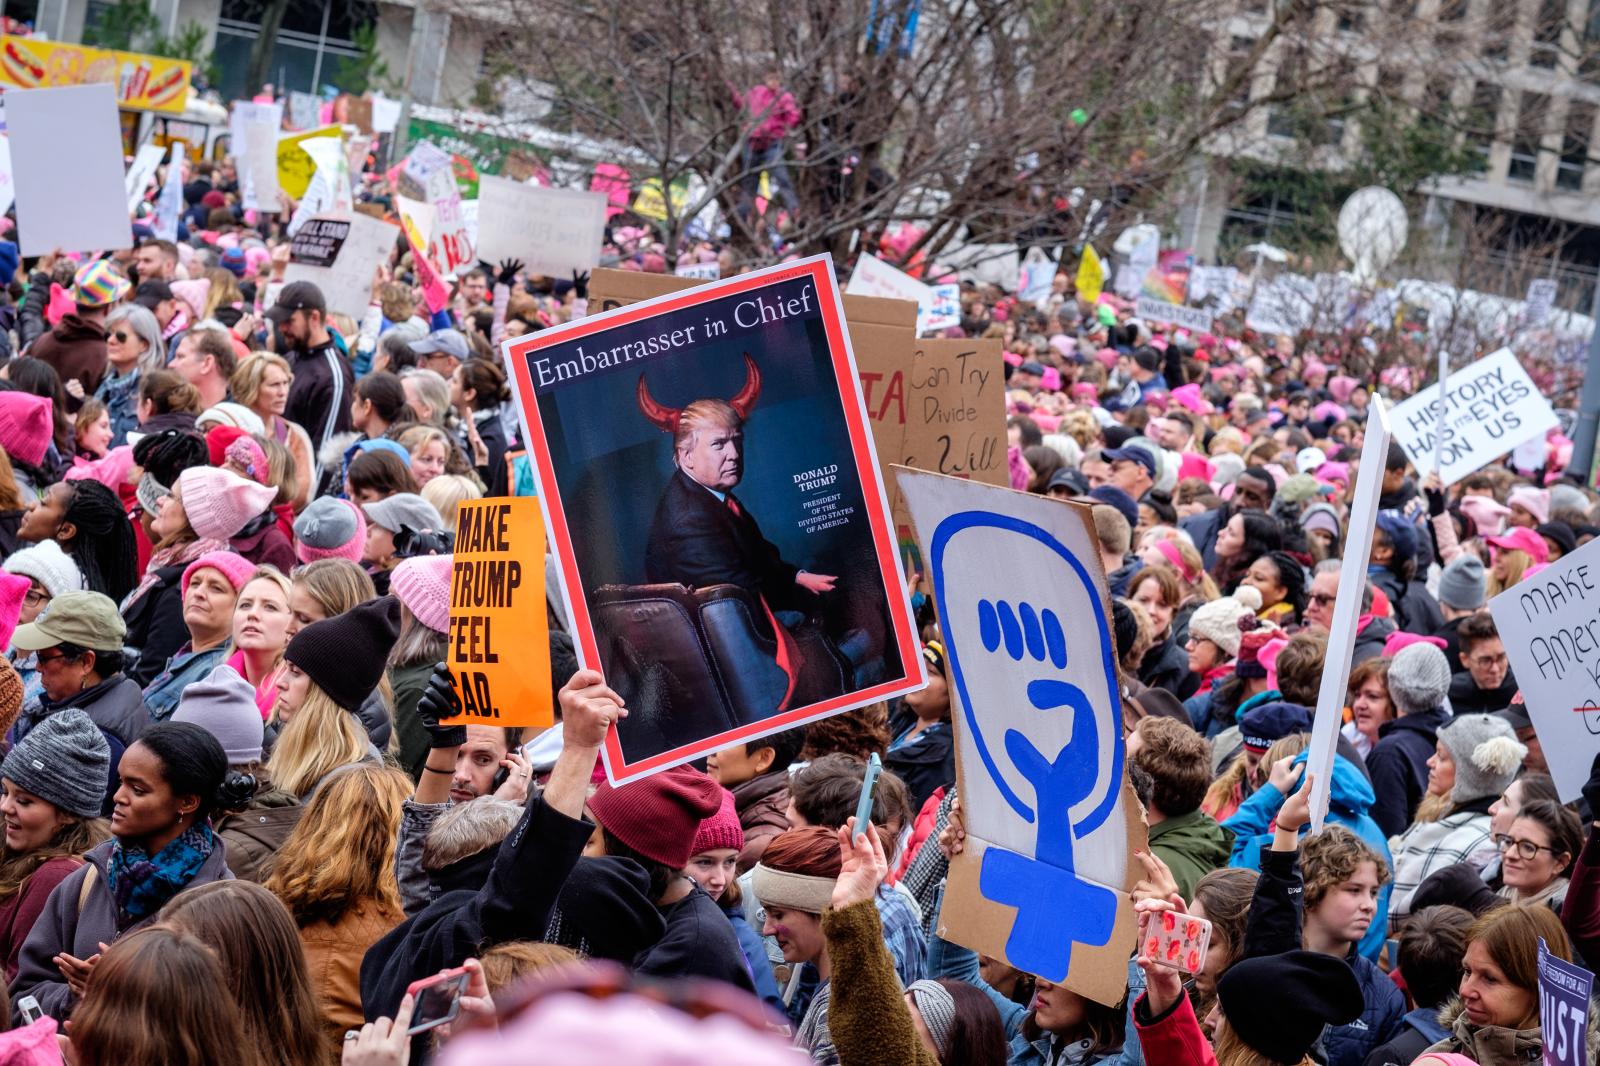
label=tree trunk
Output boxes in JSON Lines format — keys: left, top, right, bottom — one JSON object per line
{"left": 245, "top": 0, "right": 293, "bottom": 98}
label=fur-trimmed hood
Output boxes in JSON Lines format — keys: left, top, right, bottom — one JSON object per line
{"left": 1427, "top": 997, "right": 1599, "bottom": 1066}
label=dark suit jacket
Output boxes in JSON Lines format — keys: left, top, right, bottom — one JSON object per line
{"left": 645, "top": 469, "right": 799, "bottom": 608}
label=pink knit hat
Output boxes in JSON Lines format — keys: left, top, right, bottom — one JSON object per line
{"left": 691, "top": 787, "right": 745, "bottom": 856}
{"left": 0, "top": 392, "right": 53, "bottom": 467}
{"left": 1177, "top": 453, "right": 1215, "bottom": 483}
{"left": 65, "top": 445, "right": 137, "bottom": 490}
{"left": 176, "top": 466, "right": 277, "bottom": 541}
{"left": 1507, "top": 485, "right": 1550, "bottom": 525}
{"left": 1458, "top": 495, "right": 1511, "bottom": 537}
{"left": 1383, "top": 631, "right": 1447, "bottom": 659}
{"left": 391, "top": 553, "right": 453, "bottom": 635}
{"left": 0, "top": 571, "right": 30, "bottom": 652}
{"left": 180, "top": 550, "right": 258, "bottom": 598}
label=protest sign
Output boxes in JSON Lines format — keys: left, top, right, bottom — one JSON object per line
{"left": 896, "top": 470, "right": 1142, "bottom": 1004}
{"left": 399, "top": 209, "right": 450, "bottom": 315}
{"left": 1526, "top": 278, "right": 1558, "bottom": 329}
{"left": 7, "top": 84, "right": 130, "bottom": 255}
{"left": 474, "top": 176, "right": 606, "bottom": 278}
{"left": 847, "top": 254, "right": 954, "bottom": 334}
{"left": 1307, "top": 398, "right": 1392, "bottom": 832}
{"left": 408, "top": 144, "right": 473, "bottom": 276}
{"left": 1187, "top": 265, "right": 1237, "bottom": 311}
{"left": 370, "top": 94, "right": 402, "bottom": 134}
{"left": 928, "top": 284, "right": 960, "bottom": 331}
{"left": 591, "top": 163, "right": 632, "bottom": 219}
{"left": 444, "top": 496, "right": 553, "bottom": 729}
{"left": 0, "top": 137, "right": 13, "bottom": 220}
{"left": 1016, "top": 247, "right": 1059, "bottom": 305}
{"left": 1245, "top": 279, "right": 1306, "bottom": 336}
{"left": 504, "top": 256, "right": 923, "bottom": 784}
{"left": 1113, "top": 231, "right": 1158, "bottom": 299}
{"left": 277, "top": 125, "right": 340, "bottom": 200}
{"left": 289, "top": 217, "right": 351, "bottom": 267}
{"left": 0, "top": 36, "right": 189, "bottom": 113}
{"left": 675, "top": 260, "right": 721, "bottom": 281}
{"left": 1075, "top": 245, "right": 1103, "bottom": 303}
{"left": 1538, "top": 937, "right": 1593, "bottom": 1066}
{"left": 1134, "top": 296, "right": 1213, "bottom": 333}
{"left": 237, "top": 101, "right": 282, "bottom": 212}
{"left": 150, "top": 146, "right": 182, "bottom": 242}
{"left": 943, "top": 242, "right": 1021, "bottom": 290}
{"left": 287, "top": 91, "right": 320, "bottom": 130}
{"left": 282, "top": 212, "right": 399, "bottom": 321}
{"left": 1490, "top": 531, "right": 1600, "bottom": 803}
{"left": 1389, "top": 348, "right": 1559, "bottom": 485}
{"left": 124, "top": 142, "right": 166, "bottom": 213}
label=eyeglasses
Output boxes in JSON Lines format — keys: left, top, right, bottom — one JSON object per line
{"left": 32, "top": 651, "right": 74, "bottom": 667}
{"left": 1307, "top": 592, "right": 1337, "bottom": 606}
{"left": 1494, "top": 834, "right": 1559, "bottom": 860}
{"left": 1469, "top": 653, "right": 1508, "bottom": 668}
{"left": 22, "top": 588, "right": 49, "bottom": 606}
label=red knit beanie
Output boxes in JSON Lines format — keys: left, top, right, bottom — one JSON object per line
{"left": 588, "top": 766, "right": 724, "bottom": 868}
{"left": 691, "top": 787, "right": 745, "bottom": 857}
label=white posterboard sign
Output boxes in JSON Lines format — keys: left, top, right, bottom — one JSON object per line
{"left": 847, "top": 253, "right": 952, "bottom": 334}
{"left": 1017, "top": 246, "right": 1059, "bottom": 305}
{"left": 1489, "top": 534, "right": 1600, "bottom": 803}
{"left": 7, "top": 84, "right": 131, "bottom": 255}
{"left": 1388, "top": 348, "right": 1559, "bottom": 485}
{"left": 240, "top": 101, "right": 283, "bottom": 212}
{"left": 927, "top": 283, "right": 961, "bottom": 331}
{"left": 473, "top": 176, "right": 606, "bottom": 277}
{"left": 896, "top": 469, "right": 1141, "bottom": 1006}
{"left": 1135, "top": 296, "right": 1213, "bottom": 333}
{"left": 1525, "top": 278, "right": 1557, "bottom": 328}
{"left": 124, "top": 143, "right": 166, "bottom": 213}
{"left": 281, "top": 212, "right": 400, "bottom": 321}
{"left": 0, "top": 136, "right": 12, "bottom": 220}
{"left": 1308, "top": 397, "right": 1392, "bottom": 832}
{"left": 370, "top": 94, "right": 402, "bottom": 134}
{"left": 674, "top": 260, "right": 721, "bottom": 281}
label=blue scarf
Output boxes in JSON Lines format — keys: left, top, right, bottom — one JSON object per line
{"left": 106, "top": 823, "right": 215, "bottom": 927}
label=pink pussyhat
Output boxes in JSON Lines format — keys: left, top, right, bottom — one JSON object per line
{"left": 65, "top": 445, "right": 137, "bottom": 491}
{"left": 1328, "top": 374, "right": 1359, "bottom": 403}
{"left": 0, "top": 571, "right": 29, "bottom": 652}
{"left": 0, "top": 392, "right": 53, "bottom": 468}
{"left": 1170, "top": 383, "right": 1210, "bottom": 414}
{"left": 1384, "top": 631, "right": 1446, "bottom": 658}
{"left": 1178, "top": 453, "right": 1215, "bottom": 483}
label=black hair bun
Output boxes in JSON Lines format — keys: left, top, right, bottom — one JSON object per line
{"left": 214, "top": 771, "right": 258, "bottom": 810}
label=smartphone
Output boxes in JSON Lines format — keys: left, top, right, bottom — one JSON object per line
{"left": 1144, "top": 910, "right": 1212, "bottom": 973}
{"left": 854, "top": 752, "right": 882, "bottom": 833}
{"left": 405, "top": 966, "right": 471, "bottom": 1034}
{"left": 15, "top": 995, "right": 41, "bottom": 1025}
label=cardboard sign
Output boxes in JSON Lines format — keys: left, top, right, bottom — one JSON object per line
{"left": 1490, "top": 532, "right": 1600, "bottom": 803}
{"left": 282, "top": 211, "right": 399, "bottom": 321}
{"left": 277, "top": 125, "right": 340, "bottom": 200}
{"left": 7, "top": 84, "right": 131, "bottom": 255}
{"left": 503, "top": 255, "right": 924, "bottom": 783}
{"left": 1134, "top": 296, "right": 1213, "bottom": 333}
{"left": 124, "top": 142, "right": 166, "bottom": 212}
{"left": 1389, "top": 348, "right": 1559, "bottom": 485}
{"left": 444, "top": 497, "right": 553, "bottom": 728}
{"left": 1075, "top": 245, "right": 1104, "bottom": 303}
{"left": 896, "top": 470, "right": 1143, "bottom": 1005}
{"left": 0, "top": 36, "right": 189, "bottom": 113}
{"left": 474, "top": 176, "right": 606, "bottom": 278}
{"left": 289, "top": 217, "right": 351, "bottom": 267}
{"left": 847, "top": 254, "right": 952, "bottom": 334}
{"left": 1538, "top": 937, "right": 1593, "bottom": 1066}
{"left": 1525, "top": 278, "right": 1558, "bottom": 328}
{"left": 399, "top": 210, "right": 450, "bottom": 314}
{"left": 1306, "top": 397, "right": 1392, "bottom": 832}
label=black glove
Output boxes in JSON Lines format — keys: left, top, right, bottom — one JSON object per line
{"left": 1583, "top": 751, "right": 1600, "bottom": 823}
{"left": 417, "top": 662, "right": 467, "bottom": 749}
{"left": 1424, "top": 482, "right": 1445, "bottom": 518}
{"left": 572, "top": 270, "right": 590, "bottom": 300}
{"left": 497, "top": 258, "right": 524, "bottom": 287}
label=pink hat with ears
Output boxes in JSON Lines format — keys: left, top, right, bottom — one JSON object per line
{"left": 1095, "top": 348, "right": 1119, "bottom": 369}
{"left": 1033, "top": 412, "right": 1061, "bottom": 433}
{"left": 1328, "top": 375, "right": 1360, "bottom": 403}
{"left": 0, "top": 571, "right": 30, "bottom": 651}
{"left": 1003, "top": 351, "right": 1023, "bottom": 368}
{"left": 0, "top": 392, "right": 53, "bottom": 468}
{"left": 244, "top": 246, "right": 272, "bottom": 273}
{"left": 1040, "top": 367, "right": 1062, "bottom": 391}
{"left": 1312, "top": 401, "right": 1346, "bottom": 423}
{"left": 1458, "top": 495, "right": 1511, "bottom": 537}
{"left": 64, "top": 446, "right": 137, "bottom": 491}
{"left": 1170, "top": 383, "right": 1210, "bottom": 414}
{"left": 1383, "top": 631, "right": 1447, "bottom": 658}
{"left": 170, "top": 278, "right": 211, "bottom": 317}
{"left": 1260, "top": 636, "right": 1289, "bottom": 692}
{"left": 1072, "top": 382, "right": 1099, "bottom": 403}
{"left": 1178, "top": 453, "right": 1215, "bottom": 483}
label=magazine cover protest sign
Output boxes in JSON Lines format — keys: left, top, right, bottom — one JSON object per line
{"left": 505, "top": 255, "right": 924, "bottom": 783}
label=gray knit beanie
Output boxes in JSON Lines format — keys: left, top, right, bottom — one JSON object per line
{"left": 1386, "top": 643, "right": 1451, "bottom": 717}
{"left": 907, "top": 980, "right": 958, "bottom": 1059}
{"left": 1438, "top": 714, "right": 1527, "bottom": 805}
{"left": 172, "top": 664, "right": 264, "bottom": 765}
{"left": 1437, "top": 555, "right": 1486, "bottom": 611}
{"left": 0, "top": 709, "right": 110, "bottom": 818}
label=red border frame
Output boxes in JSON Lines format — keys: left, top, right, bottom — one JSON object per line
{"left": 503, "top": 256, "right": 923, "bottom": 783}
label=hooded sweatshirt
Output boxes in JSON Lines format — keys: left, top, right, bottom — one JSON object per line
{"left": 1146, "top": 808, "right": 1232, "bottom": 901}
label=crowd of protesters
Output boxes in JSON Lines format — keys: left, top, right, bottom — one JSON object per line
{"left": 0, "top": 121, "right": 1583, "bottom": 1066}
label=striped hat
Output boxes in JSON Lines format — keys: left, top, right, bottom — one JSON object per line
{"left": 70, "top": 260, "right": 130, "bottom": 308}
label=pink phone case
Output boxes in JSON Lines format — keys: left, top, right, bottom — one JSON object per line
{"left": 1143, "top": 910, "right": 1212, "bottom": 973}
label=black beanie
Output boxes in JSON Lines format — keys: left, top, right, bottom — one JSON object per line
{"left": 284, "top": 595, "right": 401, "bottom": 711}
{"left": 1217, "top": 950, "right": 1363, "bottom": 1062}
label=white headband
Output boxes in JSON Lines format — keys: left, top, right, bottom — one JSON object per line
{"left": 751, "top": 864, "right": 834, "bottom": 915}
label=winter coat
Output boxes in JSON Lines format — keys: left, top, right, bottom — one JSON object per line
{"left": 635, "top": 884, "right": 754, "bottom": 990}
{"left": 1365, "top": 706, "right": 1450, "bottom": 838}
{"left": 1563, "top": 824, "right": 1600, "bottom": 970}
{"left": 732, "top": 769, "right": 791, "bottom": 874}
{"left": 824, "top": 897, "right": 938, "bottom": 1066}
{"left": 884, "top": 707, "right": 955, "bottom": 813}
{"left": 469, "top": 408, "right": 509, "bottom": 498}
{"left": 214, "top": 789, "right": 302, "bottom": 882}
{"left": 11, "top": 837, "right": 233, "bottom": 1021}
{"left": 389, "top": 659, "right": 435, "bottom": 779}
{"left": 1361, "top": 1006, "right": 1451, "bottom": 1066}
{"left": 119, "top": 563, "right": 189, "bottom": 688}
{"left": 359, "top": 796, "right": 592, "bottom": 1022}
{"left": 1389, "top": 796, "right": 1496, "bottom": 927}
{"left": 1449, "top": 670, "right": 1518, "bottom": 715}
{"left": 1138, "top": 635, "right": 1193, "bottom": 699}
{"left": 142, "top": 641, "right": 230, "bottom": 722}
{"left": 93, "top": 366, "right": 141, "bottom": 448}
{"left": 230, "top": 513, "right": 296, "bottom": 573}
{"left": 28, "top": 314, "right": 107, "bottom": 403}
{"left": 0, "top": 856, "right": 82, "bottom": 983}
{"left": 1423, "top": 997, "right": 1598, "bottom": 1066}
{"left": 1431, "top": 614, "right": 1468, "bottom": 670}
{"left": 1352, "top": 614, "right": 1397, "bottom": 666}
{"left": 286, "top": 339, "right": 353, "bottom": 467}
{"left": 725, "top": 902, "right": 782, "bottom": 1010}
{"left": 300, "top": 899, "right": 403, "bottom": 1050}
{"left": 1369, "top": 568, "right": 1444, "bottom": 636}
{"left": 1146, "top": 808, "right": 1231, "bottom": 901}
{"left": 1179, "top": 508, "right": 1225, "bottom": 570}
{"left": 1132, "top": 992, "right": 1216, "bottom": 1066}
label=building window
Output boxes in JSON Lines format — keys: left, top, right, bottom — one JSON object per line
{"left": 1559, "top": 103, "right": 1593, "bottom": 189}
{"left": 1266, "top": 47, "right": 1305, "bottom": 138}
{"left": 1467, "top": 81, "right": 1502, "bottom": 173}
{"left": 1508, "top": 92, "right": 1549, "bottom": 182}
{"left": 1531, "top": 0, "right": 1564, "bottom": 68}
{"left": 1481, "top": 5, "right": 1513, "bottom": 62}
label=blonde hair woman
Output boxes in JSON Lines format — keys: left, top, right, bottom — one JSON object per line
{"left": 286, "top": 559, "right": 393, "bottom": 751}
{"left": 269, "top": 597, "right": 399, "bottom": 798}
{"left": 226, "top": 567, "right": 294, "bottom": 720}
{"left": 396, "top": 423, "right": 480, "bottom": 489}
{"left": 231, "top": 353, "right": 313, "bottom": 510}
{"left": 421, "top": 473, "right": 482, "bottom": 528}
{"left": 265, "top": 763, "right": 412, "bottom": 1051}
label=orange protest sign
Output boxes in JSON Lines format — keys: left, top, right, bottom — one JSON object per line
{"left": 445, "top": 497, "right": 553, "bottom": 727}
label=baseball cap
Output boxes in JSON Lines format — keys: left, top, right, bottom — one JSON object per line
{"left": 1295, "top": 446, "right": 1327, "bottom": 474}
{"left": 133, "top": 279, "right": 174, "bottom": 310}
{"left": 1101, "top": 446, "right": 1157, "bottom": 477}
{"left": 263, "top": 280, "right": 327, "bottom": 322}
{"left": 1486, "top": 526, "right": 1550, "bottom": 565}
{"left": 10, "top": 590, "right": 127, "bottom": 652}
{"left": 411, "top": 328, "right": 470, "bottom": 361}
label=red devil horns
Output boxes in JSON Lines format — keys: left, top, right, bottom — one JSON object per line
{"left": 637, "top": 353, "right": 762, "bottom": 433}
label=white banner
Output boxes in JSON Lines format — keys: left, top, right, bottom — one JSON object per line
{"left": 473, "top": 176, "right": 607, "bottom": 278}
{"left": 8, "top": 84, "right": 130, "bottom": 255}
{"left": 846, "top": 253, "right": 955, "bottom": 334}
{"left": 282, "top": 212, "right": 401, "bottom": 321}
{"left": 124, "top": 143, "right": 166, "bottom": 214}
{"left": 1134, "top": 296, "right": 1213, "bottom": 333}
{"left": 1388, "top": 348, "right": 1559, "bottom": 485}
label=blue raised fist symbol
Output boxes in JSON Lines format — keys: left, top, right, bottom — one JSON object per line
{"left": 930, "top": 511, "right": 1124, "bottom": 982}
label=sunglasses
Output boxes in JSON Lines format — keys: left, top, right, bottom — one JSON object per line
{"left": 33, "top": 651, "right": 77, "bottom": 667}
{"left": 112, "top": 331, "right": 130, "bottom": 342}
